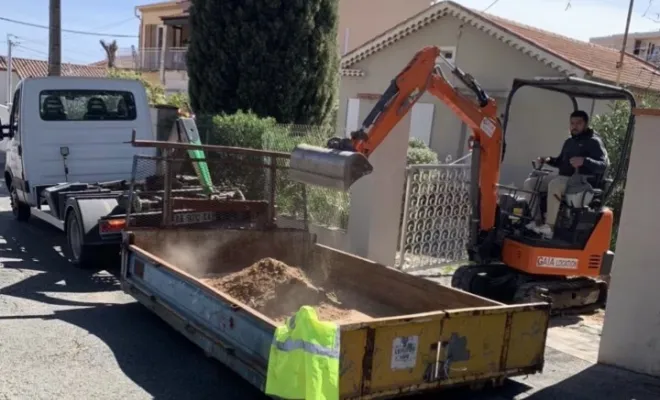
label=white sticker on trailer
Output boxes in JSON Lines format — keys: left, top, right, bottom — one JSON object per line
{"left": 536, "top": 256, "right": 579, "bottom": 269}
{"left": 391, "top": 336, "right": 419, "bottom": 370}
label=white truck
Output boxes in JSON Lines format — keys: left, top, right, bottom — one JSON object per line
{"left": 1, "top": 77, "right": 158, "bottom": 268}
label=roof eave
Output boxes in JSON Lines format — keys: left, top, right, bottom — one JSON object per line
{"left": 340, "top": 1, "right": 584, "bottom": 77}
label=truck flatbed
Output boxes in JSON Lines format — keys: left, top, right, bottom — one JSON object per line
{"left": 121, "top": 227, "right": 550, "bottom": 399}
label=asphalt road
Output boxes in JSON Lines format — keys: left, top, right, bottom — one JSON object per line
{"left": 0, "top": 181, "right": 263, "bottom": 400}
{"left": 1, "top": 179, "right": 659, "bottom": 400}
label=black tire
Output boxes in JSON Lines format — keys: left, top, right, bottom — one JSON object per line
{"left": 66, "top": 210, "right": 96, "bottom": 269}
{"left": 10, "top": 183, "right": 30, "bottom": 222}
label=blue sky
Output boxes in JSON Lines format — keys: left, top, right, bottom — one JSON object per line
{"left": 1, "top": 0, "right": 659, "bottom": 65}
{"left": 0, "top": 0, "right": 141, "bottom": 65}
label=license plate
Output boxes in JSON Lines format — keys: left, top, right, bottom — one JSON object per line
{"left": 173, "top": 212, "right": 216, "bottom": 225}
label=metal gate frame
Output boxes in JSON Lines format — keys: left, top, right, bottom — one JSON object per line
{"left": 395, "top": 153, "right": 472, "bottom": 273}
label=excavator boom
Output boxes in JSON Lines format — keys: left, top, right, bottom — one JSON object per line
{"left": 288, "top": 46, "right": 503, "bottom": 231}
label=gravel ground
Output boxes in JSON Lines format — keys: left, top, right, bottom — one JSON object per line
{"left": 0, "top": 179, "right": 659, "bottom": 400}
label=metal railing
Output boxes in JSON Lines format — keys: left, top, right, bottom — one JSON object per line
{"left": 135, "top": 47, "right": 188, "bottom": 71}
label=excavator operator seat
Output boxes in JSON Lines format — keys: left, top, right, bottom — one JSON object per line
{"left": 564, "top": 174, "right": 595, "bottom": 209}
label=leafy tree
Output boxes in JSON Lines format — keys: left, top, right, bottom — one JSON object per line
{"left": 186, "top": 0, "right": 340, "bottom": 126}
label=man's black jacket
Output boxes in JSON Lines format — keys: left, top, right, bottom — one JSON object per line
{"left": 547, "top": 128, "right": 609, "bottom": 178}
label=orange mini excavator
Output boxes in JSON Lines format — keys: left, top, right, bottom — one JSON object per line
{"left": 288, "top": 46, "right": 636, "bottom": 313}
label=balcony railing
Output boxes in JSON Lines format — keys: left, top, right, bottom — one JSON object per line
{"left": 646, "top": 53, "right": 660, "bottom": 66}
{"left": 121, "top": 47, "right": 188, "bottom": 71}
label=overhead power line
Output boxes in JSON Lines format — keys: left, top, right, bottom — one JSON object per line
{"left": 483, "top": 0, "right": 501, "bottom": 12}
{"left": 0, "top": 16, "right": 138, "bottom": 38}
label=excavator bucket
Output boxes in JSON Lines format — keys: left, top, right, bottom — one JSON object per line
{"left": 288, "top": 144, "right": 374, "bottom": 191}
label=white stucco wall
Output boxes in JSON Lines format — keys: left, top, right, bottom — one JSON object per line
{"left": 598, "top": 111, "right": 660, "bottom": 377}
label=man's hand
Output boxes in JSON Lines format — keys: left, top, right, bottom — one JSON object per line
{"left": 570, "top": 157, "right": 584, "bottom": 168}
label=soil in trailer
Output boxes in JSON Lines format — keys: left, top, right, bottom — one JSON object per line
{"left": 202, "top": 258, "right": 393, "bottom": 324}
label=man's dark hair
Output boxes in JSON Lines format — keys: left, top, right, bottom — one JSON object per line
{"left": 570, "top": 110, "right": 589, "bottom": 123}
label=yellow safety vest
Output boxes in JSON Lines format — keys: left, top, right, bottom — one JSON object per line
{"left": 265, "top": 306, "right": 340, "bottom": 400}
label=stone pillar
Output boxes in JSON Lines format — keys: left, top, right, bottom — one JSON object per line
{"left": 346, "top": 108, "right": 410, "bottom": 266}
{"left": 598, "top": 108, "right": 660, "bottom": 376}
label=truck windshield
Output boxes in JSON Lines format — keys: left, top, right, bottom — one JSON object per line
{"left": 39, "top": 90, "right": 138, "bottom": 121}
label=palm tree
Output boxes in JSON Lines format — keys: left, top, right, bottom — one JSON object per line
{"left": 100, "top": 39, "right": 119, "bottom": 68}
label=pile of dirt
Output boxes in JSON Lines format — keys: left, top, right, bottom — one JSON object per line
{"left": 202, "top": 257, "right": 371, "bottom": 323}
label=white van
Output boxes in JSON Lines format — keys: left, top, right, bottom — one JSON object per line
{"left": 1, "top": 77, "right": 156, "bottom": 267}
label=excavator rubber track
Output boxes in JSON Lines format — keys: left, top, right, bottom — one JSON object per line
{"left": 451, "top": 264, "right": 608, "bottom": 316}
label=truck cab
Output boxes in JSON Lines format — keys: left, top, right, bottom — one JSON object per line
{"left": 4, "top": 77, "right": 155, "bottom": 206}
{"left": 1, "top": 77, "right": 157, "bottom": 267}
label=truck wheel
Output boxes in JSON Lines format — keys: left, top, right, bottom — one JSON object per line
{"left": 66, "top": 211, "right": 95, "bottom": 269}
{"left": 10, "top": 183, "right": 30, "bottom": 222}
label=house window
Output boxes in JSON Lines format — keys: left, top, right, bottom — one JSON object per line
{"left": 633, "top": 39, "right": 642, "bottom": 55}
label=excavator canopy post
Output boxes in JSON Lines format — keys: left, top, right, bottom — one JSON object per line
{"left": 288, "top": 144, "right": 374, "bottom": 191}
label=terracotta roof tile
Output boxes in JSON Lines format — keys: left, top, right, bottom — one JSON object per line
{"left": 0, "top": 56, "right": 107, "bottom": 79}
{"left": 89, "top": 55, "right": 137, "bottom": 69}
{"left": 480, "top": 13, "right": 660, "bottom": 92}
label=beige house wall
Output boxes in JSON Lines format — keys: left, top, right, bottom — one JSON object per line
{"left": 590, "top": 34, "right": 660, "bottom": 62}
{"left": 338, "top": 0, "right": 431, "bottom": 55}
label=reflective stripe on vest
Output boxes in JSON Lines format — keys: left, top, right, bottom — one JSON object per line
{"left": 265, "top": 306, "right": 340, "bottom": 400}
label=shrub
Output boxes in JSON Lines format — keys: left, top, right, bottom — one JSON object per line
{"left": 107, "top": 68, "right": 192, "bottom": 114}
{"left": 407, "top": 145, "right": 439, "bottom": 165}
{"left": 199, "top": 111, "right": 349, "bottom": 228}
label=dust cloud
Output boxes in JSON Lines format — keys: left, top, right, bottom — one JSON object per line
{"left": 158, "top": 236, "right": 219, "bottom": 278}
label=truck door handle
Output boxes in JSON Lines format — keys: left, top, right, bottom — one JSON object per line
{"left": 17, "top": 145, "right": 21, "bottom": 156}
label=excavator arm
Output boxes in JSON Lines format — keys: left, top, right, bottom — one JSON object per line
{"left": 289, "top": 46, "right": 503, "bottom": 232}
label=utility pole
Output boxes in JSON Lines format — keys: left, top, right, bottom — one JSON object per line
{"left": 615, "top": 0, "right": 635, "bottom": 85}
{"left": 6, "top": 34, "right": 15, "bottom": 106}
{"left": 48, "top": 0, "right": 62, "bottom": 76}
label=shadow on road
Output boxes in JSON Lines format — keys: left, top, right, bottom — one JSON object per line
{"left": 523, "top": 364, "right": 660, "bottom": 400}
{"left": 0, "top": 210, "right": 264, "bottom": 399}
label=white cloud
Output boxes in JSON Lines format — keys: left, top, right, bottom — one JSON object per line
{"left": 450, "top": 0, "right": 660, "bottom": 41}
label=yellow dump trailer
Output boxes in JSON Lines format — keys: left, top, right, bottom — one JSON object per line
{"left": 121, "top": 228, "right": 550, "bottom": 399}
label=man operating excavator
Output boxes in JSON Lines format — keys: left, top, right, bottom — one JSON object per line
{"left": 523, "top": 110, "right": 609, "bottom": 238}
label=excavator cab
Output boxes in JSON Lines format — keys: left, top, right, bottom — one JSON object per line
{"left": 495, "top": 77, "right": 636, "bottom": 249}
{"left": 453, "top": 76, "right": 637, "bottom": 313}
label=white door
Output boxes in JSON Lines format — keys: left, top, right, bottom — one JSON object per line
{"left": 345, "top": 98, "right": 360, "bottom": 137}
{"left": 409, "top": 103, "right": 435, "bottom": 145}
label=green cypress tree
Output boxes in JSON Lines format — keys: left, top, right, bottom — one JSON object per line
{"left": 187, "top": 0, "right": 339, "bottom": 126}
